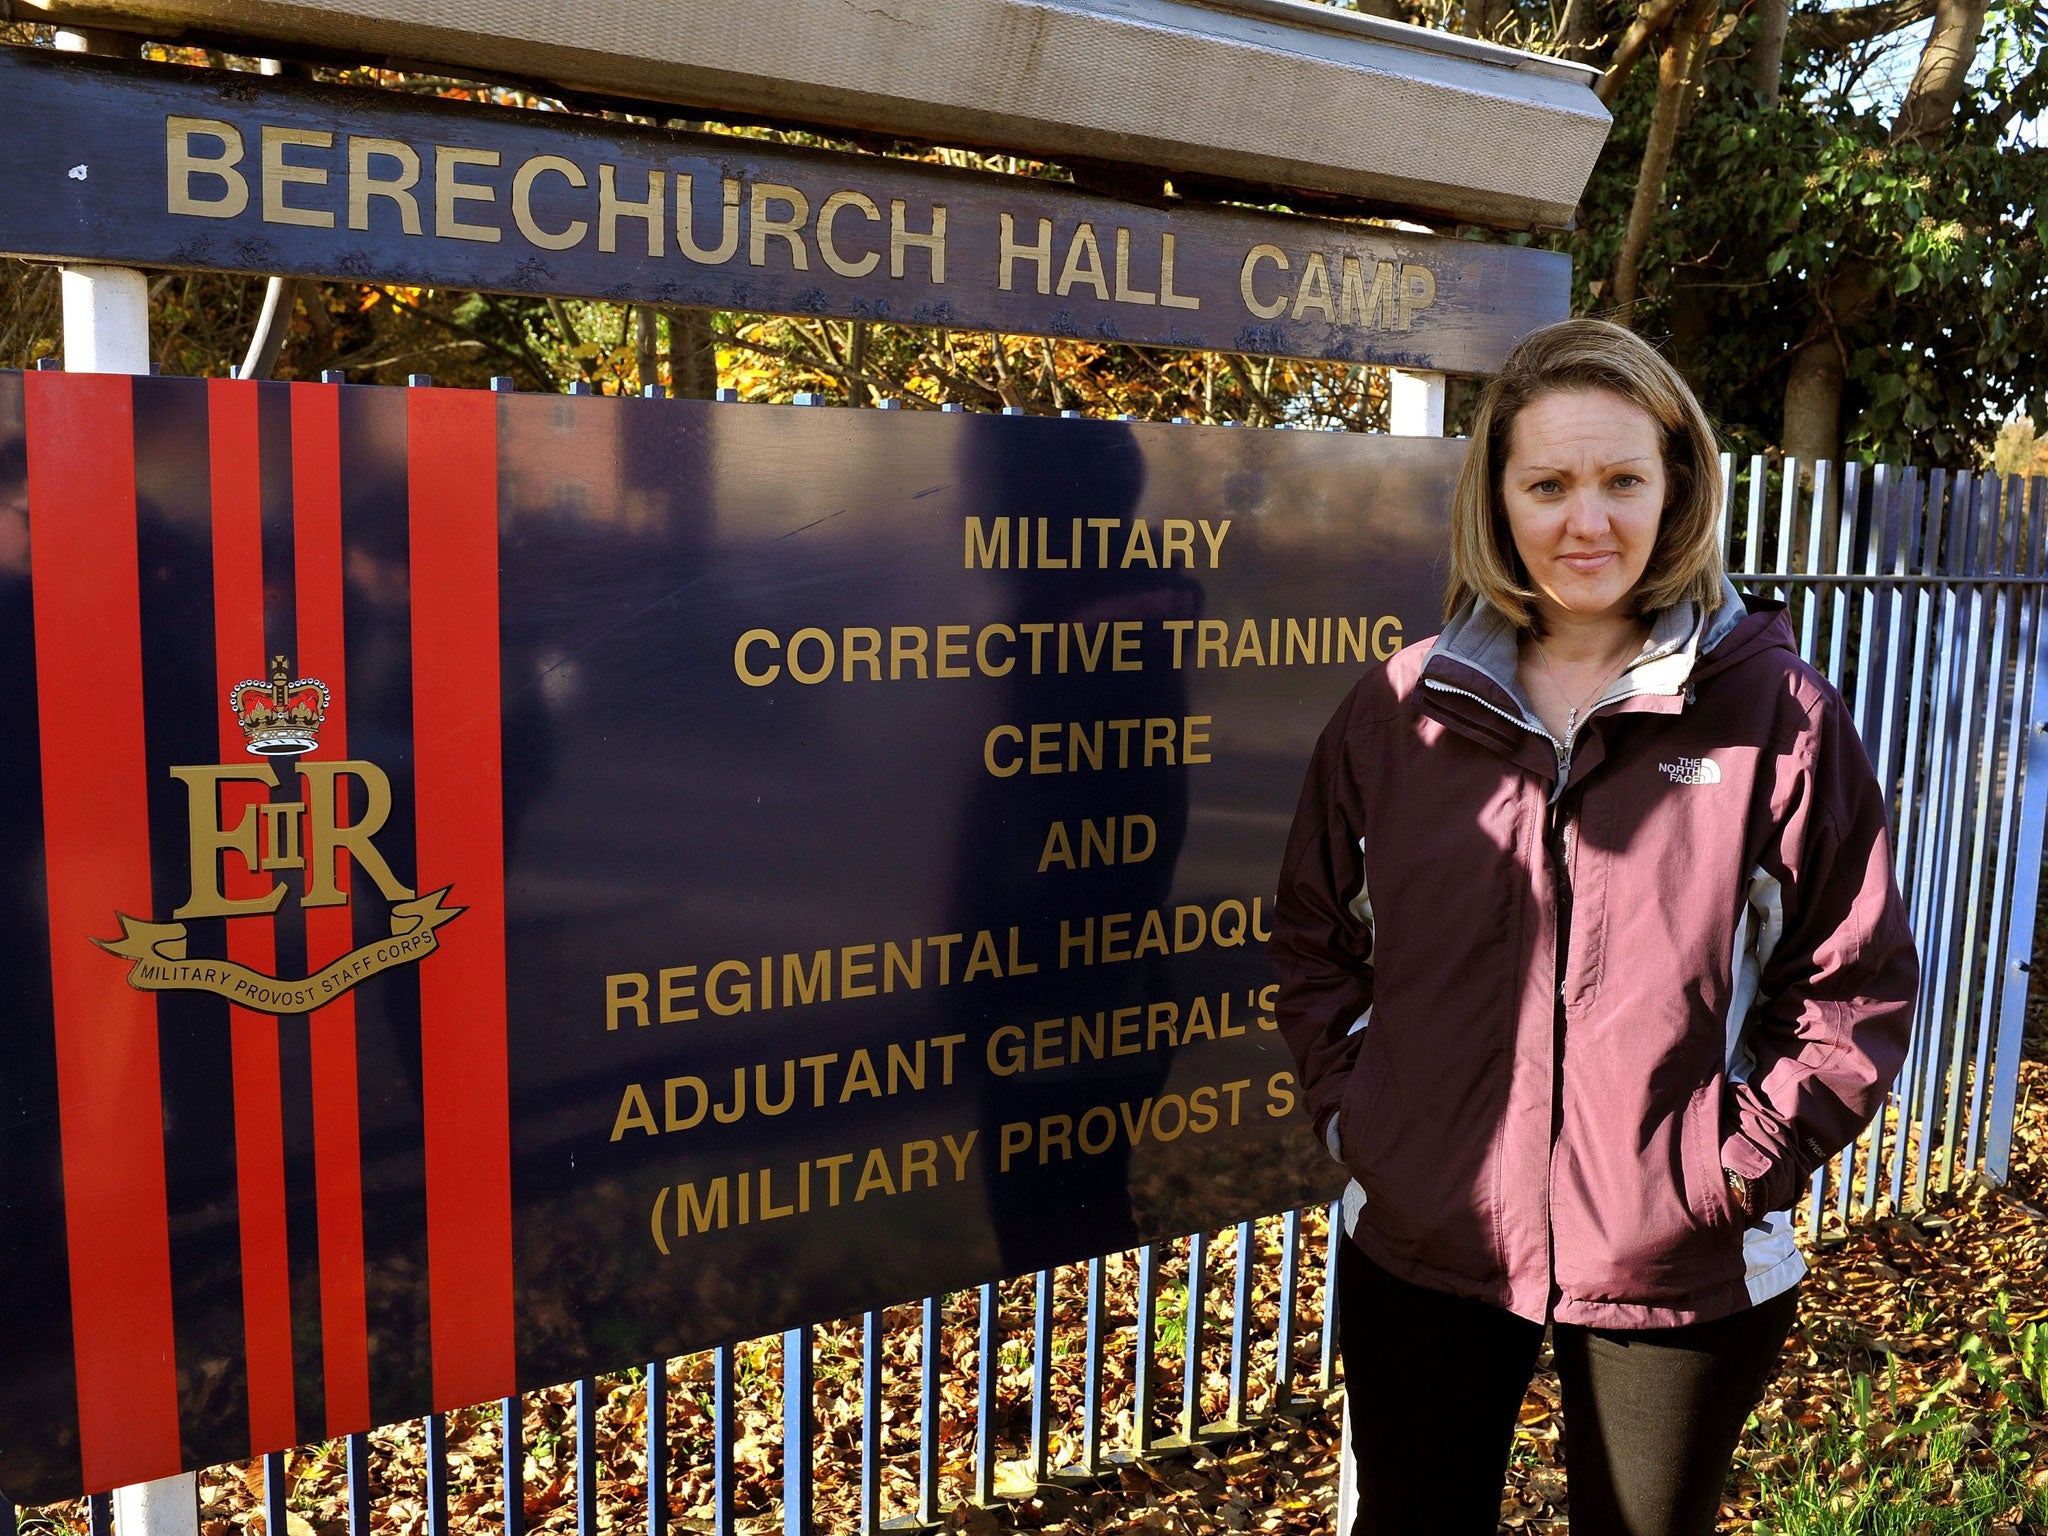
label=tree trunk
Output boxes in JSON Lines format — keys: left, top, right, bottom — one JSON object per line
{"left": 1750, "top": 0, "right": 1790, "bottom": 103}
{"left": 1558, "top": 0, "right": 1601, "bottom": 61}
{"left": 1461, "top": 0, "right": 1510, "bottom": 40}
{"left": 1779, "top": 0, "right": 1987, "bottom": 457}
{"left": 1611, "top": 0, "right": 1719, "bottom": 317}
{"left": 634, "top": 305, "right": 661, "bottom": 395}
{"left": 665, "top": 308, "right": 719, "bottom": 400}
{"left": 1891, "top": 0, "right": 1989, "bottom": 144}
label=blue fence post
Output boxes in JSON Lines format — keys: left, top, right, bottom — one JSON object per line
{"left": 1132, "top": 1243, "right": 1159, "bottom": 1455}
{"left": 575, "top": 1379, "right": 598, "bottom": 1536}
{"left": 1320, "top": 1202, "right": 1341, "bottom": 1392}
{"left": 502, "top": 1396, "right": 525, "bottom": 1536}
{"left": 1275, "top": 1208, "right": 1303, "bottom": 1408}
{"left": 1029, "top": 1270, "right": 1056, "bottom": 1485}
{"left": 974, "top": 1283, "right": 998, "bottom": 1505}
{"left": 647, "top": 1361, "right": 668, "bottom": 1536}
{"left": 783, "top": 1326, "right": 815, "bottom": 1536}
{"left": 1226, "top": 1220, "right": 1255, "bottom": 1427}
{"left": 918, "top": 1294, "right": 943, "bottom": 1525}
{"left": 425, "top": 1414, "right": 450, "bottom": 1536}
{"left": 346, "top": 1433, "right": 371, "bottom": 1536}
{"left": 860, "top": 1310, "right": 884, "bottom": 1535}
{"left": 1181, "top": 1230, "right": 1209, "bottom": 1441}
{"left": 714, "top": 1346, "right": 737, "bottom": 1536}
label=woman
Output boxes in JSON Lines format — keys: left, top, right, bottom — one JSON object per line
{"left": 1268, "top": 319, "right": 1916, "bottom": 1536}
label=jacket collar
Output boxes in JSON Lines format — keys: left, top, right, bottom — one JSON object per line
{"left": 1424, "top": 576, "right": 1748, "bottom": 724}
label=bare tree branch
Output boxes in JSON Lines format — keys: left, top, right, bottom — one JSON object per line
{"left": 1613, "top": 0, "right": 1722, "bottom": 312}
{"left": 1598, "top": 0, "right": 1687, "bottom": 105}
{"left": 1790, "top": 0, "right": 1938, "bottom": 50}
{"left": 1224, "top": 354, "right": 1284, "bottom": 425}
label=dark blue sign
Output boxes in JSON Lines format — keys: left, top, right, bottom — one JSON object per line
{"left": 0, "top": 374, "right": 1457, "bottom": 1497}
{"left": 0, "top": 45, "right": 1569, "bottom": 372}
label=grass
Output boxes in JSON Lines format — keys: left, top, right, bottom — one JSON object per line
{"left": 1740, "top": 1301, "right": 2048, "bottom": 1535}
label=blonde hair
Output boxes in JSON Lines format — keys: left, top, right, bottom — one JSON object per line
{"left": 1443, "top": 319, "right": 1725, "bottom": 631}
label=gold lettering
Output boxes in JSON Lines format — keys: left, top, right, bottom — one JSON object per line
{"left": 1340, "top": 256, "right": 1397, "bottom": 328}
{"left": 511, "top": 154, "right": 588, "bottom": 250}
{"left": 750, "top": 183, "right": 811, "bottom": 269}
{"left": 1240, "top": 245, "right": 1289, "bottom": 319}
{"left": 1159, "top": 233, "right": 1199, "bottom": 310}
{"left": 1399, "top": 263, "right": 1437, "bottom": 330}
{"left": 1113, "top": 228, "right": 1156, "bottom": 305}
{"left": 599, "top": 163, "right": 663, "bottom": 256}
{"left": 171, "top": 763, "right": 282, "bottom": 919}
{"left": 1291, "top": 251, "right": 1333, "bottom": 321}
{"left": 1057, "top": 222, "right": 1109, "bottom": 300}
{"left": 818, "top": 190, "right": 882, "bottom": 278}
{"left": 348, "top": 136, "right": 422, "bottom": 234}
{"left": 890, "top": 199, "right": 945, "bottom": 282}
{"left": 999, "top": 213, "right": 1053, "bottom": 294}
{"left": 606, "top": 972, "right": 649, "bottom": 1029}
{"left": 435, "top": 145, "right": 501, "bottom": 242}
{"left": 735, "top": 628, "right": 780, "bottom": 686}
{"left": 261, "top": 126, "right": 333, "bottom": 228}
{"left": 675, "top": 174, "right": 741, "bottom": 264}
{"left": 297, "top": 760, "right": 415, "bottom": 907}
{"left": 611, "top": 1083, "right": 657, "bottom": 1140}
{"left": 166, "top": 115, "right": 248, "bottom": 219}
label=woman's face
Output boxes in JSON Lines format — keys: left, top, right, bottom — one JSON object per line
{"left": 1500, "top": 387, "right": 1668, "bottom": 632}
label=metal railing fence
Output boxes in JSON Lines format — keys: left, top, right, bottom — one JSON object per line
{"left": 1718, "top": 455, "right": 2048, "bottom": 1225}
{"left": 10, "top": 452, "right": 2044, "bottom": 1536}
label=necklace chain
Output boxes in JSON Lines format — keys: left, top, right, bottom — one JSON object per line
{"left": 1528, "top": 638, "right": 1634, "bottom": 737}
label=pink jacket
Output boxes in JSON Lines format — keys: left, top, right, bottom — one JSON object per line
{"left": 1269, "top": 589, "right": 1917, "bottom": 1327}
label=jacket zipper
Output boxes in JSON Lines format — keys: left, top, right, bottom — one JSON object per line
{"left": 1428, "top": 654, "right": 1699, "bottom": 1318}
{"left": 1423, "top": 676, "right": 1578, "bottom": 792}
{"left": 1424, "top": 673, "right": 1673, "bottom": 798}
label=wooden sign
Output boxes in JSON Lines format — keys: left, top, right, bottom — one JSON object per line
{"left": 0, "top": 46, "right": 1571, "bottom": 372}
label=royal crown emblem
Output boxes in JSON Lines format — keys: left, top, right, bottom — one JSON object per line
{"left": 231, "top": 655, "right": 330, "bottom": 756}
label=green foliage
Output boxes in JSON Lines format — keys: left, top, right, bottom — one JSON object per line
{"left": 1742, "top": 1299, "right": 2048, "bottom": 1534}
{"left": 1559, "top": 0, "right": 2046, "bottom": 462}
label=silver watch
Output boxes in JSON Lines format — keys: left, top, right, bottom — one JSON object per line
{"left": 1723, "top": 1167, "right": 1753, "bottom": 1218}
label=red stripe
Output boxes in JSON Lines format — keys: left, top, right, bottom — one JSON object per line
{"left": 290, "top": 382, "right": 374, "bottom": 1436}
{"left": 206, "top": 379, "right": 299, "bottom": 1456}
{"left": 407, "top": 387, "right": 516, "bottom": 1406}
{"left": 26, "top": 371, "right": 183, "bottom": 1488}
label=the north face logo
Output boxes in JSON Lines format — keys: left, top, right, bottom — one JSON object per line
{"left": 1659, "top": 756, "right": 1722, "bottom": 785}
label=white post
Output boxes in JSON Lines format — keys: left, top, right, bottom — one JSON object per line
{"left": 56, "top": 70, "right": 179, "bottom": 1532}
{"left": 111, "top": 1475, "right": 200, "bottom": 1536}
{"left": 1337, "top": 365, "right": 1450, "bottom": 1536}
{"left": 57, "top": 23, "right": 155, "bottom": 382}
{"left": 61, "top": 265, "right": 152, "bottom": 375}
{"left": 1388, "top": 369, "right": 1447, "bottom": 436}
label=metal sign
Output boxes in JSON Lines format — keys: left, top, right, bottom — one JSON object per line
{"left": 0, "top": 46, "right": 1571, "bottom": 372}
{"left": 0, "top": 370, "right": 1457, "bottom": 1501}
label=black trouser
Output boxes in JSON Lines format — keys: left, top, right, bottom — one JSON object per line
{"left": 1336, "top": 1234, "right": 1799, "bottom": 1536}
